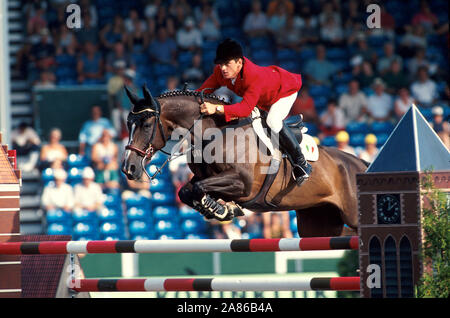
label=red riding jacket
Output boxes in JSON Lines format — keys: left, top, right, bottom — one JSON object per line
{"left": 197, "top": 57, "right": 302, "bottom": 122}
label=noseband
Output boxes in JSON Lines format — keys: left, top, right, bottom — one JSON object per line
{"left": 125, "top": 88, "right": 212, "bottom": 181}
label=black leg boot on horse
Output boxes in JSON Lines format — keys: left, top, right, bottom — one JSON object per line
{"left": 278, "top": 122, "right": 312, "bottom": 186}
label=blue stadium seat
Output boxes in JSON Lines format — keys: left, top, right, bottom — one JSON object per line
{"left": 151, "top": 192, "right": 176, "bottom": 206}
{"left": 181, "top": 219, "right": 207, "bottom": 234}
{"left": 335, "top": 83, "right": 348, "bottom": 96}
{"left": 47, "top": 222, "right": 72, "bottom": 235}
{"left": 370, "top": 121, "right": 394, "bottom": 135}
{"left": 127, "top": 206, "right": 150, "bottom": 221}
{"left": 129, "top": 220, "right": 151, "bottom": 236}
{"left": 276, "top": 49, "right": 298, "bottom": 62}
{"left": 349, "top": 133, "right": 366, "bottom": 147}
{"left": 376, "top": 133, "right": 390, "bottom": 147}
{"left": 150, "top": 151, "right": 169, "bottom": 165}
{"left": 73, "top": 222, "right": 97, "bottom": 239}
{"left": 98, "top": 207, "right": 122, "bottom": 222}
{"left": 157, "top": 234, "right": 182, "bottom": 240}
{"left": 154, "top": 220, "right": 178, "bottom": 235}
{"left": 46, "top": 209, "right": 72, "bottom": 224}
{"left": 41, "top": 168, "right": 54, "bottom": 185}
{"left": 279, "top": 60, "right": 300, "bottom": 73}
{"left": 290, "top": 217, "right": 297, "bottom": 233}
{"left": 248, "top": 36, "right": 272, "bottom": 50}
{"left": 147, "top": 164, "right": 170, "bottom": 179}
{"left": 131, "top": 234, "right": 153, "bottom": 240}
{"left": 184, "top": 233, "right": 209, "bottom": 240}
{"left": 299, "top": 48, "right": 316, "bottom": 61}
{"left": 314, "top": 95, "right": 328, "bottom": 113}
{"left": 68, "top": 167, "right": 83, "bottom": 186}
{"left": 321, "top": 136, "right": 337, "bottom": 147}
{"left": 99, "top": 221, "right": 124, "bottom": 239}
{"left": 72, "top": 209, "right": 98, "bottom": 224}
{"left": 104, "top": 193, "right": 122, "bottom": 209}
{"left": 179, "top": 205, "right": 202, "bottom": 219}
{"left": 150, "top": 178, "right": 172, "bottom": 193}
{"left": 67, "top": 154, "right": 90, "bottom": 169}
{"left": 125, "top": 193, "right": 150, "bottom": 209}
{"left": 303, "top": 122, "right": 318, "bottom": 136}
{"left": 153, "top": 205, "right": 178, "bottom": 220}
{"left": 346, "top": 122, "right": 370, "bottom": 135}
{"left": 326, "top": 48, "right": 349, "bottom": 60}
{"left": 309, "top": 85, "right": 332, "bottom": 98}
{"left": 418, "top": 108, "right": 433, "bottom": 121}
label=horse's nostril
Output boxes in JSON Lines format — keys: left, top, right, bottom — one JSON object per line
{"left": 130, "top": 165, "right": 136, "bottom": 173}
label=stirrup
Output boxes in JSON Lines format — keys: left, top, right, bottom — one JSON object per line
{"left": 292, "top": 163, "right": 312, "bottom": 186}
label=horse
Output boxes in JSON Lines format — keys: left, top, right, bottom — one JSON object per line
{"left": 121, "top": 86, "right": 368, "bottom": 237}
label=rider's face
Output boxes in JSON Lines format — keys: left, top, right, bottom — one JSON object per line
{"left": 220, "top": 58, "right": 243, "bottom": 80}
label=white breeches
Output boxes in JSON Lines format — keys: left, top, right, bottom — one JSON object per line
{"left": 265, "top": 92, "right": 298, "bottom": 133}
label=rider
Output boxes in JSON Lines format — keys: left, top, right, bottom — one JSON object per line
{"left": 198, "top": 38, "right": 312, "bottom": 185}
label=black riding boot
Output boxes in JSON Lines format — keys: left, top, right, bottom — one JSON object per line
{"left": 278, "top": 122, "right": 312, "bottom": 186}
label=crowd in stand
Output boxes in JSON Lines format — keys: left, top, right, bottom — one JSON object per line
{"left": 13, "top": 0, "right": 449, "bottom": 239}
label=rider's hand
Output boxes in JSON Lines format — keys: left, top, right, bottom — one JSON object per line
{"left": 200, "top": 102, "right": 218, "bottom": 115}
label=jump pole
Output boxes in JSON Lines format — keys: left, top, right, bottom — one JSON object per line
{"left": 72, "top": 277, "right": 360, "bottom": 292}
{"left": 0, "top": 236, "right": 358, "bottom": 254}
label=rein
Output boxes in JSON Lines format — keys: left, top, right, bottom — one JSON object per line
{"left": 125, "top": 88, "right": 212, "bottom": 182}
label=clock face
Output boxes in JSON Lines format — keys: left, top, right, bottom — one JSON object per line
{"left": 377, "top": 194, "right": 401, "bottom": 224}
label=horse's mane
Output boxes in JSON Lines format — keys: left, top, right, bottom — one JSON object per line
{"left": 157, "top": 89, "right": 230, "bottom": 105}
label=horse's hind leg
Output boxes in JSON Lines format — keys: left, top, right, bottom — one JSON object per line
{"left": 295, "top": 205, "right": 348, "bottom": 237}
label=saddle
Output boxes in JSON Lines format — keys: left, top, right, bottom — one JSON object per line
{"left": 238, "top": 108, "right": 319, "bottom": 210}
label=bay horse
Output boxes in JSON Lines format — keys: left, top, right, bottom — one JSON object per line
{"left": 121, "top": 86, "right": 368, "bottom": 237}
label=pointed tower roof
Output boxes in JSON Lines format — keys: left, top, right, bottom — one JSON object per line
{"left": 367, "top": 104, "right": 450, "bottom": 172}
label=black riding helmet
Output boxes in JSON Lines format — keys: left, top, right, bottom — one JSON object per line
{"left": 214, "top": 38, "right": 243, "bottom": 64}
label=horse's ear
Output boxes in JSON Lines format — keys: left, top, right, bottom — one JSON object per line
{"left": 143, "top": 84, "right": 160, "bottom": 112}
{"left": 125, "top": 86, "right": 139, "bottom": 105}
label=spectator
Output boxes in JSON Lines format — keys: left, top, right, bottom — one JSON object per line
{"left": 125, "top": 9, "right": 146, "bottom": 34}
{"left": 377, "top": 42, "right": 403, "bottom": 75}
{"left": 262, "top": 212, "right": 292, "bottom": 239}
{"left": 304, "top": 45, "right": 338, "bottom": 85}
{"left": 73, "top": 167, "right": 105, "bottom": 213}
{"left": 320, "top": 14, "right": 344, "bottom": 46}
{"left": 335, "top": 131, "right": 356, "bottom": 156}
{"left": 29, "top": 28, "right": 55, "bottom": 76}
{"left": 163, "top": 76, "right": 180, "bottom": 93}
{"left": 107, "top": 61, "right": 126, "bottom": 112}
{"left": 26, "top": 4, "right": 47, "bottom": 38}
{"left": 407, "top": 49, "right": 436, "bottom": 79}
{"left": 429, "top": 106, "right": 450, "bottom": 150}
{"left": 79, "top": 0, "right": 98, "bottom": 28}
{"left": 144, "top": 0, "right": 162, "bottom": 20}
{"left": 77, "top": 42, "right": 104, "bottom": 85}
{"left": 100, "top": 15, "right": 127, "bottom": 51}
{"left": 411, "top": 1, "right": 439, "bottom": 34}
{"left": 399, "top": 24, "right": 427, "bottom": 57}
{"left": 11, "top": 122, "right": 41, "bottom": 172}
{"left": 366, "top": 78, "right": 394, "bottom": 122}
{"left": 318, "top": 2, "right": 341, "bottom": 27}
{"left": 297, "top": 7, "right": 320, "bottom": 46}
{"left": 410, "top": 66, "right": 438, "bottom": 108}
{"left": 127, "top": 15, "right": 150, "bottom": 53}
{"left": 105, "top": 41, "right": 135, "bottom": 75}
{"left": 276, "top": 14, "right": 302, "bottom": 50}
{"left": 288, "top": 86, "right": 319, "bottom": 125}
{"left": 91, "top": 129, "right": 120, "bottom": 190}
{"left": 197, "top": 2, "right": 221, "bottom": 41}
{"left": 353, "top": 36, "right": 377, "bottom": 65}
{"left": 34, "top": 70, "right": 56, "bottom": 88}
{"left": 382, "top": 59, "right": 409, "bottom": 95}
{"left": 74, "top": 12, "right": 98, "bottom": 46}
{"left": 176, "top": 17, "right": 203, "bottom": 52}
{"left": 394, "top": 87, "right": 416, "bottom": 119}
{"left": 355, "top": 61, "right": 376, "bottom": 90}
{"left": 359, "top": 134, "right": 379, "bottom": 162}
{"left": 338, "top": 80, "right": 368, "bottom": 124}
{"left": 379, "top": 4, "right": 396, "bottom": 38}
{"left": 55, "top": 24, "right": 77, "bottom": 50}
{"left": 149, "top": 27, "right": 177, "bottom": 66}
{"left": 266, "top": 0, "right": 294, "bottom": 17}
{"left": 40, "top": 128, "right": 68, "bottom": 170}
{"left": 79, "top": 105, "right": 116, "bottom": 158}
{"left": 319, "top": 99, "right": 346, "bottom": 137}
{"left": 182, "top": 53, "right": 205, "bottom": 88}
{"left": 243, "top": 0, "right": 269, "bottom": 38}
{"left": 41, "top": 169, "right": 74, "bottom": 212}
{"left": 114, "top": 68, "right": 137, "bottom": 141}
{"left": 267, "top": 1, "right": 288, "bottom": 36}
{"left": 147, "top": 5, "right": 176, "bottom": 38}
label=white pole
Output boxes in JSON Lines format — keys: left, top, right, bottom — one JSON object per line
{"left": 0, "top": 0, "right": 11, "bottom": 144}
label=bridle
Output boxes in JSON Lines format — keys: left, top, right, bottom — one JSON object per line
{"left": 124, "top": 87, "right": 211, "bottom": 182}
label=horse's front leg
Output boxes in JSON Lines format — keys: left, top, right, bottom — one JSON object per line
{"left": 191, "top": 169, "right": 248, "bottom": 221}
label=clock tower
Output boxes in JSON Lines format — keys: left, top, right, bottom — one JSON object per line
{"left": 357, "top": 105, "right": 450, "bottom": 298}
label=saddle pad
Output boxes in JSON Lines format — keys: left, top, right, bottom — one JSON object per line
{"left": 251, "top": 108, "right": 319, "bottom": 162}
